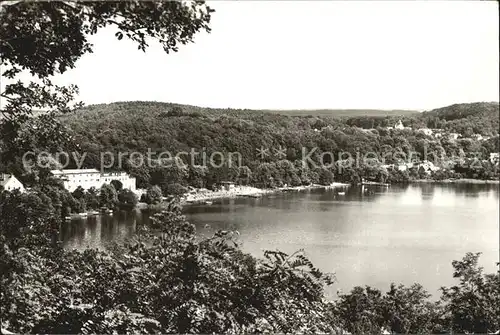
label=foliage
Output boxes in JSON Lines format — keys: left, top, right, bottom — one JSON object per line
{"left": 0, "top": 0, "right": 213, "bottom": 168}
{"left": 1, "top": 198, "right": 337, "bottom": 334}
{"left": 440, "top": 252, "right": 500, "bottom": 334}
{"left": 99, "top": 183, "right": 118, "bottom": 209}
{"left": 28, "top": 101, "right": 495, "bottom": 193}
{"left": 110, "top": 179, "right": 123, "bottom": 191}
{"left": 117, "top": 188, "right": 138, "bottom": 209}
{"left": 2, "top": 187, "right": 500, "bottom": 334}
{"left": 1, "top": 2, "right": 499, "bottom": 334}
{"left": 143, "top": 185, "right": 163, "bottom": 205}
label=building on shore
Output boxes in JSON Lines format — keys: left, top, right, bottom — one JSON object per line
{"left": 50, "top": 169, "right": 136, "bottom": 192}
{"left": 0, "top": 174, "right": 25, "bottom": 192}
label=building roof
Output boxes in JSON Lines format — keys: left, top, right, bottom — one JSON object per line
{"left": 0, "top": 174, "right": 19, "bottom": 187}
{"left": 0, "top": 174, "right": 10, "bottom": 186}
{"left": 51, "top": 169, "right": 100, "bottom": 175}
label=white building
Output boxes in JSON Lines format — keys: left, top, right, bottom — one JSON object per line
{"left": 394, "top": 120, "right": 405, "bottom": 130}
{"left": 418, "top": 160, "right": 441, "bottom": 174}
{"left": 51, "top": 169, "right": 136, "bottom": 192}
{"left": 490, "top": 153, "right": 499, "bottom": 165}
{"left": 100, "top": 171, "right": 136, "bottom": 191}
{"left": 418, "top": 128, "right": 433, "bottom": 136}
{"left": 471, "top": 134, "right": 484, "bottom": 141}
{"left": 394, "top": 120, "right": 411, "bottom": 130}
{"left": 0, "top": 174, "right": 25, "bottom": 192}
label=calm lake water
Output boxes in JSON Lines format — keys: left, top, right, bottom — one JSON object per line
{"left": 62, "top": 183, "right": 499, "bottom": 296}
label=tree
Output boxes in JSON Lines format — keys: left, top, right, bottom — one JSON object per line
{"left": 315, "top": 167, "right": 335, "bottom": 185}
{"left": 0, "top": 189, "right": 58, "bottom": 250}
{"left": 167, "top": 106, "right": 184, "bottom": 117}
{"left": 110, "top": 179, "right": 123, "bottom": 191}
{"left": 144, "top": 185, "right": 163, "bottom": 205}
{"left": 151, "top": 157, "right": 189, "bottom": 194}
{"left": 117, "top": 188, "right": 138, "bottom": 209}
{"left": 335, "top": 286, "right": 386, "bottom": 334}
{"left": 0, "top": 1, "right": 213, "bottom": 167}
{"left": 237, "top": 166, "right": 252, "bottom": 185}
{"left": 84, "top": 186, "right": 100, "bottom": 210}
{"left": 383, "top": 283, "right": 444, "bottom": 334}
{"left": 187, "top": 165, "right": 208, "bottom": 189}
{"left": 440, "top": 252, "right": 500, "bottom": 334}
{"left": 253, "top": 163, "right": 278, "bottom": 188}
{"left": 99, "top": 183, "right": 118, "bottom": 208}
{"left": 1, "top": 199, "right": 337, "bottom": 334}
{"left": 72, "top": 185, "right": 85, "bottom": 200}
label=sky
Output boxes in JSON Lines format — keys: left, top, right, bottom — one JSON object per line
{"left": 11, "top": 1, "right": 500, "bottom": 111}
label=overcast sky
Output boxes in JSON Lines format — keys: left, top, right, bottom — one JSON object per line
{"left": 21, "top": 1, "right": 500, "bottom": 110}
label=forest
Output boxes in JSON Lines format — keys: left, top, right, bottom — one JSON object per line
{"left": 6, "top": 100, "right": 498, "bottom": 198}
{"left": 1, "top": 2, "right": 499, "bottom": 334}
{"left": 2, "top": 187, "right": 500, "bottom": 334}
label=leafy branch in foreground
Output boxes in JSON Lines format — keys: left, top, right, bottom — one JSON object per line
{"left": 1, "top": 191, "right": 499, "bottom": 334}
{"left": 0, "top": 0, "right": 213, "bottom": 167}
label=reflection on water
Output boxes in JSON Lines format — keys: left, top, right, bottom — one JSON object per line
{"left": 62, "top": 183, "right": 500, "bottom": 296}
{"left": 61, "top": 210, "right": 140, "bottom": 249}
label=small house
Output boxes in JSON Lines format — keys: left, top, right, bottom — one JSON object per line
{"left": 471, "top": 134, "right": 484, "bottom": 141}
{"left": 490, "top": 153, "right": 499, "bottom": 165}
{"left": 418, "top": 128, "right": 433, "bottom": 136}
{"left": 0, "top": 174, "right": 25, "bottom": 192}
{"left": 394, "top": 120, "right": 405, "bottom": 130}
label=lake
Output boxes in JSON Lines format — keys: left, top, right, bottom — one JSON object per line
{"left": 61, "top": 183, "right": 499, "bottom": 297}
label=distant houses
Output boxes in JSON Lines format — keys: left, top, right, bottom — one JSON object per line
{"left": 417, "top": 160, "right": 441, "bottom": 174}
{"left": 417, "top": 128, "right": 433, "bottom": 136}
{"left": 50, "top": 169, "right": 136, "bottom": 192}
{"left": 383, "top": 121, "right": 494, "bottom": 144}
{"left": 394, "top": 120, "right": 405, "bottom": 130}
{"left": 382, "top": 160, "right": 440, "bottom": 174}
{"left": 0, "top": 174, "right": 25, "bottom": 192}
{"left": 386, "top": 120, "right": 411, "bottom": 131}
{"left": 490, "top": 153, "right": 499, "bottom": 165}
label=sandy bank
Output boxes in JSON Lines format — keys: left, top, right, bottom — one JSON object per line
{"left": 181, "top": 183, "right": 350, "bottom": 204}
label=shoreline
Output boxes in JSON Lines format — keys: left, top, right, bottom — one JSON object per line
{"left": 410, "top": 178, "right": 500, "bottom": 185}
{"left": 137, "top": 178, "right": 498, "bottom": 209}
{"left": 180, "top": 182, "right": 350, "bottom": 205}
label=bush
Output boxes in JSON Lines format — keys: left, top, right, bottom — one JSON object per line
{"left": 144, "top": 185, "right": 163, "bottom": 204}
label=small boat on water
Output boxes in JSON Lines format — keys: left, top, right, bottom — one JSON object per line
{"left": 78, "top": 212, "right": 88, "bottom": 217}
{"left": 64, "top": 216, "right": 71, "bottom": 221}
{"left": 87, "top": 211, "right": 99, "bottom": 216}
{"left": 338, "top": 191, "right": 346, "bottom": 195}
{"left": 205, "top": 201, "right": 213, "bottom": 205}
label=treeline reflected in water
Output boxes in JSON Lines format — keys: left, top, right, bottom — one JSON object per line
{"left": 62, "top": 183, "right": 499, "bottom": 250}
{"left": 61, "top": 183, "right": 499, "bottom": 294}
{"left": 61, "top": 210, "right": 142, "bottom": 250}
